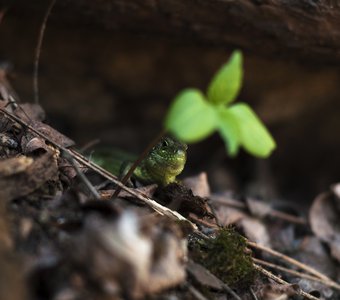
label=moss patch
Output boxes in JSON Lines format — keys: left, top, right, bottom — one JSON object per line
{"left": 190, "top": 228, "right": 256, "bottom": 288}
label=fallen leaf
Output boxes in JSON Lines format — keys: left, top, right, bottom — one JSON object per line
{"left": 257, "top": 283, "right": 298, "bottom": 300}
{"left": 33, "top": 120, "right": 75, "bottom": 148}
{"left": 68, "top": 212, "right": 187, "bottom": 298}
{"left": 246, "top": 197, "right": 272, "bottom": 218}
{"left": 15, "top": 103, "right": 45, "bottom": 122}
{"left": 187, "top": 260, "right": 223, "bottom": 290}
{"left": 0, "top": 155, "right": 33, "bottom": 176}
{"left": 309, "top": 191, "right": 340, "bottom": 262}
{"left": 0, "top": 151, "right": 58, "bottom": 201}
{"left": 238, "top": 217, "right": 271, "bottom": 247}
{"left": 182, "top": 172, "right": 211, "bottom": 198}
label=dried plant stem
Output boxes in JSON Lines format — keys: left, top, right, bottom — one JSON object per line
{"left": 221, "top": 283, "right": 242, "bottom": 300}
{"left": 249, "top": 287, "right": 259, "bottom": 300}
{"left": 33, "top": 0, "right": 57, "bottom": 104}
{"left": 253, "top": 263, "right": 319, "bottom": 300}
{"left": 253, "top": 258, "right": 340, "bottom": 291}
{"left": 61, "top": 150, "right": 100, "bottom": 200}
{"left": 247, "top": 241, "right": 331, "bottom": 282}
{"left": 187, "top": 284, "right": 209, "bottom": 300}
{"left": 0, "top": 108, "right": 196, "bottom": 230}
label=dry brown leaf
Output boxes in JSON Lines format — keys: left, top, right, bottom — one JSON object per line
{"left": 246, "top": 197, "right": 272, "bottom": 218}
{"left": 182, "top": 172, "right": 211, "bottom": 198}
{"left": 210, "top": 195, "right": 247, "bottom": 226}
{"left": 32, "top": 120, "right": 75, "bottom": 148}
{"left": 309, "top": 191, "right": 340, "bottom": 262}
{"left": 69, "top": 212, "right": 187, "bottom": 299}
{"left": 238, "top": 217, "right": 271, "bottom": 247}
{"left": 0, "top": 151, "right": 59, "bottom": 201}
{"left": 186, "top": 260, "right": 223, "bottom": 290}
{"left": 257, "top": 283, "right": 298, "bottom": 300}
{"left": 15, "top": 103, "right": 45, "bottom": 122}
{"left": 23, "top": 137, "right": 49, "bottom": 153}
{"left": 0, "top": 155, "right": 33, "bottom": 176}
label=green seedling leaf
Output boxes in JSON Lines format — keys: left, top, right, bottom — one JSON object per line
{"left": 227, "top": 103, "right": 276, "bottom": 157}
{"left": 217, "top": 109, "right": 240, "bottom": 156}
{"left": 165, "top": 89, "right": 216, "bottom": 142}
{"left": 207, "top": 50, "right": 243, "bottom": 106}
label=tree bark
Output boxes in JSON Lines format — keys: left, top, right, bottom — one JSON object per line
{"left": 9, "top": 0, "right": 340, "bottom": 64}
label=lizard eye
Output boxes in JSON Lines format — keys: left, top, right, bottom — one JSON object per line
{"left": 161, "top": 139, "right": 169, "bottom": 148}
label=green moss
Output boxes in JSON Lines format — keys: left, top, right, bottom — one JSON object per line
{"left": 191, "top": 228, "right": 256, "bottom": 288}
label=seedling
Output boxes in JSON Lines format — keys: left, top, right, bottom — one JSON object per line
{"left": 165, "top": 50, "right": 276, "bottom": 158}
{"left": 114, "top": 51, "right": 275, "bottom": 193}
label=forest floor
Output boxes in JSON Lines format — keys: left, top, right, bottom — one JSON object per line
{"left": 0, "top": 69, "right": 340, "bottom": 300}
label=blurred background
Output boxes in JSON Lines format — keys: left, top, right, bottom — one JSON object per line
{"left": 1, "top": 0, "right": 340, "bottom": 204}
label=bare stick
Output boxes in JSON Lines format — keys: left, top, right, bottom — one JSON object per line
{"left": 187, "top": 284, "right": 209, "bottom": 300}
{"left": 249, "top": 287, "right": 259, "bottom": 300}
{"left": 61, "top": 150, "right": 100, "bottom": 200}
{"left": 253, "top": 263, "right": 319, "bottom": 300}
{"left": 247, "top": 241, "right": 331, "bottom": 282}
{"left": 221, "top": 283, "right": 242, "bottom": 300}
{"left": 253, "top": 258, "right": 340, "bottom": 291}
{"left": 33, "top": 0, "right": 57, "bottom": 104}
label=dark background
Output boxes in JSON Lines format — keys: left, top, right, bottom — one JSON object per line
{"left": 1, "top": 0, "right": 340, "bottom": 204}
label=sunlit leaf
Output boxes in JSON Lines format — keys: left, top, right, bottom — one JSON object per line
{"left": 217, "top": 108, "right": 240, "bottom": 156}
{"left": 227, "top": 103, "right": 276, "bottom": 158}
{"left": 165, "top": 89, "right": 216, "bottom": 143}
{"left": 207, "top": 50, "right": 243, "bottom": 106}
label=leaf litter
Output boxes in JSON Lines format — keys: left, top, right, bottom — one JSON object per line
{"left": 0, "top": 71, "right": 339, "bottom": 300}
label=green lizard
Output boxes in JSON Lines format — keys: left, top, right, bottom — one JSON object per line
{"left": 93, "top": 136, "right": 187, "bottom": 186}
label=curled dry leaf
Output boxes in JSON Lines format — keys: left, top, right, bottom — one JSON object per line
{"left": 309, "top": 191, "right": 340, "bottom": 262}
{"left": 69, "top": 212, "right": 187, "bottom": 299}
{"left": 0, "top": 151, "right": 58, "bottom": 201}
{"left": 22, "top": 137, "right": 49, "bottom": 154}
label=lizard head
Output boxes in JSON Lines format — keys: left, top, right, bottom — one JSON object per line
{"left": 144, "top": 136, "right": 187, "bottom": 185}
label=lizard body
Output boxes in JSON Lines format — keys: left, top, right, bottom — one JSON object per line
{"left": 94, "top": 137, "right": 187, "bottom": 186}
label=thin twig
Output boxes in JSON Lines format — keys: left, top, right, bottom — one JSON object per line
{"left": 187, "top": 284, "right": 209, "bottom": 300}
{"left": 221, "top": 283, "right": 242, "bottom": 300}
{"left": 249, "top": 287, "right": 258, "bottom": 300}
{"left": 247, "top": 241, "right": 331, "bottom": 282}
{"left": 253, "top": 258, "right": 340, "bottom": 291}
{"left": 112, "top": 130, "right": 166, "bottom": 198}
{"left": 61, "top": 150, "right": 100, "bottom": 200}
{"left": 33, "top": 0, "right": 57, "bottom": 104}
{"left": 0, "top": 108, "right": 197, "bottom": 230}
{"left": 189, "top": 214, "right": 219, "bottom": 229}
{"left": 253, "top": 263, "right": 319, "bottom": 300}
